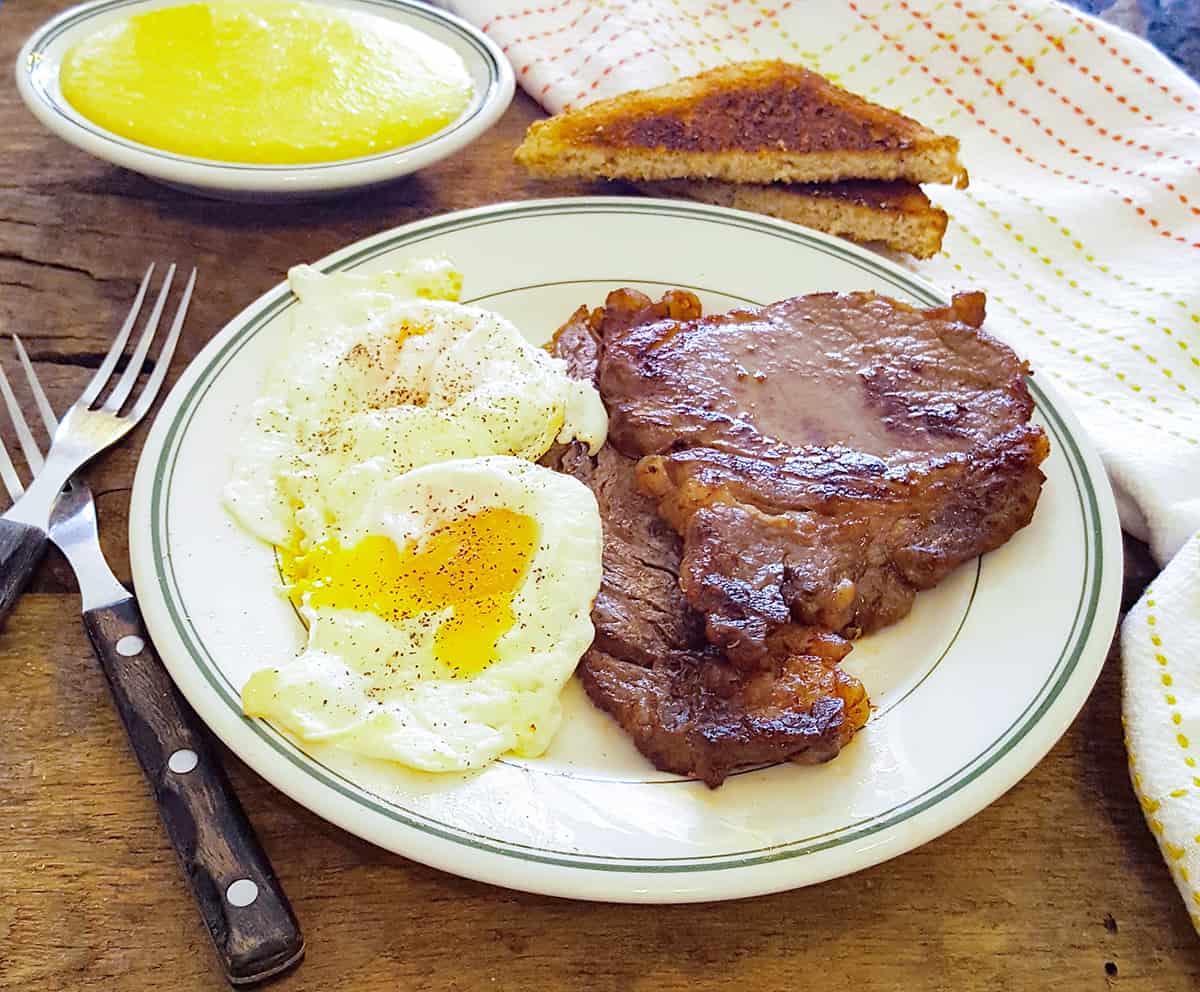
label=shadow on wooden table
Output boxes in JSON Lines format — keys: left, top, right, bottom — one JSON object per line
{"left": 61, "top": 164, "right": 439, "bottom": 227}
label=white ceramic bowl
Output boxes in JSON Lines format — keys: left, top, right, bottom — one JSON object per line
{"left": 15, "top": 0, "right": 515, "bottom": 201}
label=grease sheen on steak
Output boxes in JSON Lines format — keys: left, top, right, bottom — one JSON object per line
{"left": 596, "top": 289, "right": 1049, "bottom": 667}
{"left": 548, "top": 299, "right": 868, "bottom": 787}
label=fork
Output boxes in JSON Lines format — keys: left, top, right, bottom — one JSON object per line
{"left": 0, "top": 265, "right": 178, "bottom": 621}
{"left": 0, "top": 336, "right": 63, "bottom": 622}
{"left": 0, "top": 266, "right": 304, "bottom": 986}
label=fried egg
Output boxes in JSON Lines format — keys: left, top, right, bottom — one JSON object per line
{"left": 223, "top": 261, "right": 607, "bottom": 550}
{"left": 241, "top": 456, "right": 602, "bottom": 771}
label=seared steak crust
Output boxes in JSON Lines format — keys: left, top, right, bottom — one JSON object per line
{"left": 579, "top": 639, "right": 861, "bottom": 788}
{"left": 548, "top": 304, "right": 867, "bottom": 787}
{"left": 595, "top": 289, "right": 1049, "bottom": 665}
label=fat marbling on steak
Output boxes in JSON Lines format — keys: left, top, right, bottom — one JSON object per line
{"left": 547, "top": 296, "right": 869, "bottom": 787}
{"left": 595, "top": 288, "right": 1050, "bottom": 667}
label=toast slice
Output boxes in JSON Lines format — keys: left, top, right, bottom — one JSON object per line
{"left": 638, "top": 179, "right": 949, "bottom": 258}
{"left": 514, "top": 61, "right": 967, "bottom": 188}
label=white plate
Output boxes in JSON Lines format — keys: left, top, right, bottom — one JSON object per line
{"left": 129, "top": 198, "right": 1123, "bottom": 902}
{"left": 15, "top": 0, "right": 514, "bottom": 201}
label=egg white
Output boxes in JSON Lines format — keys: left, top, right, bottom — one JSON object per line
{"left": 223, "top": 262, "right": 607, "bottom": 550}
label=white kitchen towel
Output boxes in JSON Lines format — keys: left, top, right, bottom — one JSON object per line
{"left": 446, "top": 0, "right": 1200, "bottom": 930}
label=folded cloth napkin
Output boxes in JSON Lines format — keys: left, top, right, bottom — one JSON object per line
{"left": 448, "top": 0, "right": 1200, "bottom": 927}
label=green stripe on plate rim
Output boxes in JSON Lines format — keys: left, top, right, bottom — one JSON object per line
{"left": 26, "top": 0, "right": 500, "bottom": 172}
{"left": 148, "top": 200, "right": 1102, "bottom": 872}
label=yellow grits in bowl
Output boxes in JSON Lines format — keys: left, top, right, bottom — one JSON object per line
{"left": 58, "top": 0, "right": 476, "bottom": 165}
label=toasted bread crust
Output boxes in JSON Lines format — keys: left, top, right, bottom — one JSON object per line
{"left": 639, "top": 179, "right": 949, "bottom": 258}
{"left": 515, "top": 61, "right": 967, "bottom": 187}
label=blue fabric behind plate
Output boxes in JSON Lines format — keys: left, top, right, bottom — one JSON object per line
{"left": 1068, "top": 0, "right": 1200, "bottom": 79}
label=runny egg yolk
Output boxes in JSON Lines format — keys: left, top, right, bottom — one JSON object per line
{"left": 282, "top": 508, "right": 537, "bottom": 677}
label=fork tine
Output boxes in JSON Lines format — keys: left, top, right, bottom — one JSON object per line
{"left": 102, "top": 264, "right": 175, "bottom": 414}
{"left": 0, "top": 437, "right": 23, "bottom": 503}
{"left": 0, "top": 359, "right": 44, "bottom": 474}
{"left": 13, "top": 336, "right": 58, "bottom": 437}
{"left": 80, "top": 263, "right": 154, "bottom": 408}
{"left": 128, "top": 267, "right": 195, "bottom": 425}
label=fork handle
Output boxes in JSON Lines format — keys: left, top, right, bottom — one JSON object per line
{"left": 0, "top": 519, "right": 47, "bottom": 628}
{"left": 83, "top": 595, "right": 305, "bottom": 987}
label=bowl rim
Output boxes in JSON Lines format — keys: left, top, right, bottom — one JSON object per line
{"left": 14, "top": 0, "right": 516, "bottom": 195}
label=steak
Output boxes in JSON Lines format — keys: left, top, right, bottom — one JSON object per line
{"left": 548, "top": 302, "right": 868, "bottom": 787}
{"left": 594, "top": 289, "right": 1049, "bottom": 666}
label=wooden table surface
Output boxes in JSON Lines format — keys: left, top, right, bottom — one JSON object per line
{"left": 1, "top": 2, "right": 1198, "bottom": 990}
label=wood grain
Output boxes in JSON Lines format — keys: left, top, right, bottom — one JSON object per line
{"left": 1, "top": 2, "right": 1197, "bottom": 989}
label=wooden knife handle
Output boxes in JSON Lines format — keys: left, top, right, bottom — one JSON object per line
{"left": 0, "top": 518, "right": 46, "bottom": 628}
{"left": 83, "top": 595, "right": 304, "bottom": 987}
